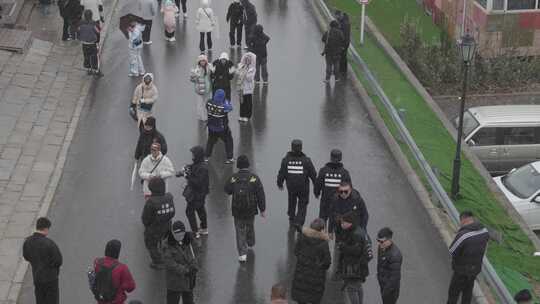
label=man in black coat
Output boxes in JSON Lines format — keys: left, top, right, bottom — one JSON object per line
{"left": 335, "top": 10, "right": 351, "bottom": 77}
{"left": 321, "top": 20, "right": 345, "bottom": 83}
{"left": 376, "top": 227, "right": 403, "bottom": 304}
{"left": 134, "top": 116, "right": 168, "bottom": 161}
{"left": 177, "top": 146, "right": 209, "bottom": 239}
{"left": 277, "top": 139, "right": 316, "bottom": 226}
{"left": 314, "top": 149, "right": 352, "bottom": 225}
{"left": 141, "top": 177, "right": 175, "bottom": 269}
{"left": 240, "top": 0, "right": 257, "bottom": 47}
{"left": 329, "top": 181, "right": 369, "bottom": 242}
{"left": 248, "top": 24, "right": 270, "bottom": 83}
{"left": 447, "top": 211, "right": 489, "bottom": 304}
{"left": 226, "top": 0, "right": 244, "bottom": 48}
{"left": 211, "top": 53, "right": 235, "bottom": 100}
{"left": 224, "top": 155, "right": 266, "bottom": 263}
{"left": 23, "top": 217, "right": 63, "bottom": 304}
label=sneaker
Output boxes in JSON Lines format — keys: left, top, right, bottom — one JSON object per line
{"left": 335, "top": 78, "right": 341, "bottom": 82}
{"left": 207, "top": 48, "right": 212, "bottom": 52}
{"left": 224, "top": 158, "right": 235, "bottom": 164}
{"left": 128, "top": 73, "right": 139, "bottom": 77}
{"left": 195, "top": 232, "right": 201, "bottom": 239}
{"left": 204, "top": 157, "right": 209, "bottom": 162}
{"left": 175, "top": 12, "right": 180, "bottom": 17}
{"left": 87, "top": 69, "right": 93, "bottom": 75}
{"left": 199, "top": 228, "right": 208, "bottom": 235}
{"left": 143, "top": 41, "right": 152, "bottom": 45}
{"left": 243, "top": 46, "right": 249, "bottom": 50}
{"left": 323, "top": 79, "right": 330, "bottom": 83}
{"left": 183, "top": 13, "right": 188, "bottom": 18}
{"left": 230, "top": 45, "right": 235, "bottom": 49}
{"left": 94, "top": 71, "right": 104, "bottom": 78}
{"left": 262, "top": 81, "right": 269, "bottom": 85}
{"left": 170, "top": 37, "right": 176, "bottom": 42}
{"left": 149, "top": 262, "right": 165, "bottom": 270}
{"left": 238, "top": 117, "right": 245, "bottom": 122}
{"left": 238, "top": 255, "right": 247, "bottom": 262}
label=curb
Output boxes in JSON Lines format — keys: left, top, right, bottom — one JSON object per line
{"left": 9, "top": 0, "right": 122, "bottom": 301}
{"left": 309, "top": 1, "right": 492, "bottom": 303}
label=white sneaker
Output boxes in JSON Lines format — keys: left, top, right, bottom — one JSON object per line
{"left": 143, "top": 41, "right": 152, "bottom": 45}
{"left": 183, "top": 13, "right": 188, "bottom": 18}
{"left": 238, "top": 255, "right": 247, "bottom": 262}
{"left": 195, "top": 232, "right": 201, "bottom": 239}
{"left": 199, "top": 228, "right": 208, "bottom": 235}
{"left": 175, "top": 12, "right": 180, "bottom": 17}
{"left": 170, "top": 37, "right": 176, "bottom": 42}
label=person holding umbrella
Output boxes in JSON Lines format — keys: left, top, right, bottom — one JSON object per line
{"left": 126, "top": 20, "right": 145, "bottom": 77}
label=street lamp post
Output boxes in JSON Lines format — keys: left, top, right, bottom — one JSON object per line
{"left": 451, "top": 33, "right": 476, "bottom": 200}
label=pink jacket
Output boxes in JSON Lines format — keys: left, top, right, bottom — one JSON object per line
{"left": 161, "top": 3, "right": 178, "bottom": 33}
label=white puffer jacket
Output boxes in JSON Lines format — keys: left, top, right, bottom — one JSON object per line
{"left": 139, "top": 153, "right": 175, "bottom": 195}
{"left": 195, "top": 0, "right": 216, "bottom": 33}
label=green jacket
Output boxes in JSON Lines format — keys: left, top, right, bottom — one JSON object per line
{"left": 164, "top": 243, "right": 198, "bottom": 292}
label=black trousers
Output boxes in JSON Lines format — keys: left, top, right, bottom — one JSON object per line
{"left": 212, "top": 86, "right": 231, "bottom": 101}
{"left": 240, "top": 94, "right": 252, "bottom": 119}
{"left": 175, "top": 0, "right": 187, "bottom": 13}
{"left": 325, "top": 55, "right": 340, "bottom": 80}
{"left": 165, "top": 30, "right": 175, "bottom": 38}
{"left": 144, "top": 232, "right": 163, "bottom": 264}
{"left": 199, "top": 32, "right": 213, "bottom": 52}
{"left": 244, "top": 23, "right": 255, "bottom": 46}
{"left": 229, "top": 22, "right": 243, "bottom": 46}
{"left": 206, "top": 129, "right": 234, "bottom": 159}
{"left": 287, "top": 191, "right": 309, "bottom": 225}
{"left": 167, "top": 289, "right": 194, "bottom": 304}
{"left": 34, "top": 279, "right": 59, "bottom": 304}
{"left": 82, "top": 43, "right": 99, "bottom": 70}
{"left": 186, "top": 203, "right": 207, "bottom": 231}
{"left": 142, "top": 19, "right": 153, "bottom": 42}
{"left": 61, "top": 18, "right": 70, "bottom": 40}
{"left": 339, "top": 47, "right": 348, "bottom": 75}
{"left": 447, "top": 272, "right": 476, "bottom": 304}
{"left": 379, "top": 285, "right": 400, "bottom": 304}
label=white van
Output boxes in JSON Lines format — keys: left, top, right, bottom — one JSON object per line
{"left": 459, "top": 105, "right": 540, "bottom": 175}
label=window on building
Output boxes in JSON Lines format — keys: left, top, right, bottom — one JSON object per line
{"left": 493, "top": 0, "right": 505, "bottom": 10}
{"left": 507, "top": 0, "right": 537, "bottom": 10}
{"left": 476, "top": 0, "right": 488, "bottom": 8}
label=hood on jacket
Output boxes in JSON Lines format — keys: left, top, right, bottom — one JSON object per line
{"left": 287, "top": 151, "right": 306, "bottom": 158}
{"left": 197, "top": 54, "right": 208, "bottom": 65}
{"left": 219, "top": 52, "right": 230, "bottom": 61}
{"left": 240, "top": 52, "right": 256, "bottom": 66}
{"left": 213, "top": 89, "right": 226, "bottom": 105}
{"left": 142, "top": 72, "right": 154, "bottom": 83}
{"left": 105, "top": 239, "right": 122, "bottom": 259}
{"left": 460, "top": 221, "right": 485, "bottom": 232}
{"left": 191, "top": 146, "right": 205, "bottom": 163}
{"left": 148, "top": 177, "right": 166, "bottom": 195}
{"left": 254, "top": 24, "right": 263, "bottom": 35}
{"left": 201, "top": 0, "right": 210, "bottom": 8}
{"left": 239, "top": 0, "right": 250, "bottom": 5}
{"left": 302, "top": 227, "right": 330, "bottom": 241}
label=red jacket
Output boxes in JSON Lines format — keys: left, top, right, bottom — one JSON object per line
{"left": 94, "top": 257, "right": 136, "bottom": 304}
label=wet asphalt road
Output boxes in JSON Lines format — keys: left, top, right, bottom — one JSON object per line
{"left": 20, "top": 0, "right": 454, "bottom": 303}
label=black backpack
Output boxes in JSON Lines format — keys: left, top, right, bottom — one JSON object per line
{"left": 92, "top": 258, "right": 118, "bottom": 302}
{"left": 232, "top": 174, "right": 255, "bottom": 215}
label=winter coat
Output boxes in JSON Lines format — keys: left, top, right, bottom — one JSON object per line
{"left": 322, "top": 27, "right": 345, "bottom": 58}
{"left": 22, "top": 233, "right": 63, "bottom": 284}
{"left": 63, "top": 0, "right": 83, "bottom": 23}
{"left": 195, "top": 5, "right": 216, "bottom": 33}
{"left": 190, "top": 63, "right": 213, "bottom": 96}
{"left": 93, "top": 256, "right": 136, "bottom": 304}
{"left": 211, "top": 58, "right": 235, "bottom": 90}
{"left": 206, "top": 90, "right": 232, "bottom": 132}
{"left": 248, "top": 25, "right": 270, "bottom": 58}
{"left": 377, "top": 243, "right": 402, "bottom": 294}
{"left": 162, "top": 2, "right": 178, "bottom": 33}
{"left": 139, "top": 0, "right": 157, "bottom": 20}
{"left": 139, "top": 153, "right": 175, "bottom": 195}
{"left": 314, "top": 162, "right": 352, "bottom": 201}
{"left": 134, "top": 129, "right": 168, "bottom": 161}
{"left": 226, "top": 1, "right": 243, "bottom": 25}
{"left": 329, "top": 188, "right": 369, "bottom": 235}
{"left": 81, "top": 0, "right": 103, "bottom": 22}
{"left": 236, "top": 52, "right": 256, "bottom": 95}
{"left": 164, "top": 243, "right": 198, "bottom": 292}
{"left": 141, "top": 191, "right": 175, "bottom": 239}
{"left": 338, "top": 225, "right": 371, "bottom": 282}
{"left": 224, "top": 169, "right": 266, "bottom": 218}
{"left": 128, "top": 24, "right": 144, "bottom": 49}
{"left": 183, "top": 160, "right": 209, "bottom": 207}
{"left": 291, "top": 227, "right": 331, "bottom": 303}
{"left": 337, "top": 13, "right": 351, "bottom": 46}
{"left": 277, "top": 151, "right": 317, "bottom": 195}
{"left": 449, "top": 221, "right": 489, "bottom": 276}
{"left": 240, "top": 0, "right": 257, "bottom": 25}
{"left": 132, "top": 80, "right": 158, "bottom": 108}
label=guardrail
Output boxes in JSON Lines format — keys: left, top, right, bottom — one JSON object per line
{"left": 313, "top": 0, "right": 516, "bottom": 303}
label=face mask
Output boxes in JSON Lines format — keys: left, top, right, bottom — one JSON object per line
{"left": 175, "top": 231, "right": 186, "bottom": 242}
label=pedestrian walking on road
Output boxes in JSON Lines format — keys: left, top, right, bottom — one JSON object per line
{"left": 329, "top": 181, "right": 368, "bottom": 241}
{"left": 139, "top": 0, "right": 157, "bottom": 44}
{"left": 224, "top": 155, "right": 266, "bottom": 262}
{"left": 64, "top": 0, "right": 84, "bottom": 40}
{"left": 291, "top": 218, "right": 331, "bottom": 304}
{"left": 162, "top": 0, "right": 179, "bottom": 42}
{"left": 248, "top": 24, "right": 270, "bottom": 84}
{"left": 447, "top": 211, "right": 489, "bottom": 304}
{"left": 174, "top": 0, "right": 187, "bottom": 18}
{"left": 314, "top": 149, "right": 352, "bottom": 226}
{"left": 139, "top": 143, "right": 175, "bottom": 198}
{"left": 211, "top": 52, "right": 235, "bottom": 100}
{"left": 277, "top": 139, "right": 317, "bottom": 226}
{"left": 23, "top": 217, "right": 63, "bottom": 304}
{"left": 335, "top": 10, "right": 351, "bottom": 77}
{"left": 271, "top": 283, "right": 288, "bottom": 304}
{"left": 134, "top": 117, "right": 168, "bottom": 162}
{"left": 142, "top": 177, "right": 176, "bottom": 269}
{"left": 91, "top": 240, "right": 136, "bottom": 304}
{"left": 79, "top": 10, "right": 103, "bottom": 77}
{"left": 132, "top": 73, "right": 158, "bottom": 126}
{"left": 205, "top": 89, "right": 234, "bottom": 163}
{"left": 376, "top": 227, "right": 402, "bottom": 304}
{"left": 127, "top": 22, "right": 146, "bottom": 77}
{"left": 514, "top": 289, "right": 533, "bottom": 304}
{"left": 226, "top": 0, "right": 244, "bottom": 48}
{"left": 195, "top": 0, "right": 217, "bottom": 52}
{"left": 336, "top": 213, "right": 372, "bottom": 304}
{"left": 190, "top": 54, "right": 212, "bottom": 121}
{"left": 164, "top": 221, "right": 198, "bottom": 304}
{"left": 240, "top": 0, "right": 256, "bottom": 47}
{"left": 177, "top": 146, "right": 210, "bottom": 239}
{"left": 321, "top": 20, "right": 345, "bottom": 83}
{"left": 236, "top": 51, "right": 256, "bottom": 121}
{"left": 58, "top": 0, "right": 77, "bottom": 40}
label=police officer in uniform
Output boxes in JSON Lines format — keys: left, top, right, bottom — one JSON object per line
{"left": 314, "top": 149, "right": 351, "bottom": 226}
{"left": 277, "top": 139, "right": 317, "bottom": 226}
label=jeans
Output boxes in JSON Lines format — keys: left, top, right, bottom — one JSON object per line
{"left": 287, "top": 191, "right": 309, "bottom": 225}
{"left": 229, "top": 22, "right": 243, "bottom": 46}
{"left": 343, "top": 279, "right": 363, "bottom": 304}
{"left": 142, "top": 19, "right": 153, "bottom": 42}
{"left": 144, "top": 231, "right": 163, "bottom": 264}
{"left": 255, "top": 57, "right": 268, "bottom": 82}
{"left": 325, "top": 55, "right": 340, "bottom": 80}
{"left": 206, "top": 128, "right": 234, "bottom": 159}
{"left": 447, "top": 272, "right": 476, "bottom": 304}
{"left": 240, "top": 94, "right": 252, "bottom": 119}
{"left": 34, "top": 279, "right": 59, "bottom": 304}
{"left": 128, "top": 48, "right": 145, "bottom": 76}
{"left": 234, "top": 216, "right": 255, "bottom": 256}
{"left": 199, "top": 32, "right": 213, "bottom": 52}
{"left": 167, "top": 290, "right": 194, "bottom": 304}
{"left": 186, "top": 203, "right": 208, "bottom": 232}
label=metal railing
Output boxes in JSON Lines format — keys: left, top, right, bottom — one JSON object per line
{"left": 314, "top": 0, "right": 515, "bottom": 302}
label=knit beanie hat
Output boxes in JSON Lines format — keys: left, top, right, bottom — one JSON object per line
{"left": 237, "top": 155, "right": 250, "bottom": 169}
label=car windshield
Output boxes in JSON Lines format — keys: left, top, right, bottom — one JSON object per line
{"left": 502, "top": 164, "right": 540, "bottom": 199}
{"left": 462, "top": 110, "right": 480, "bottom": 138}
